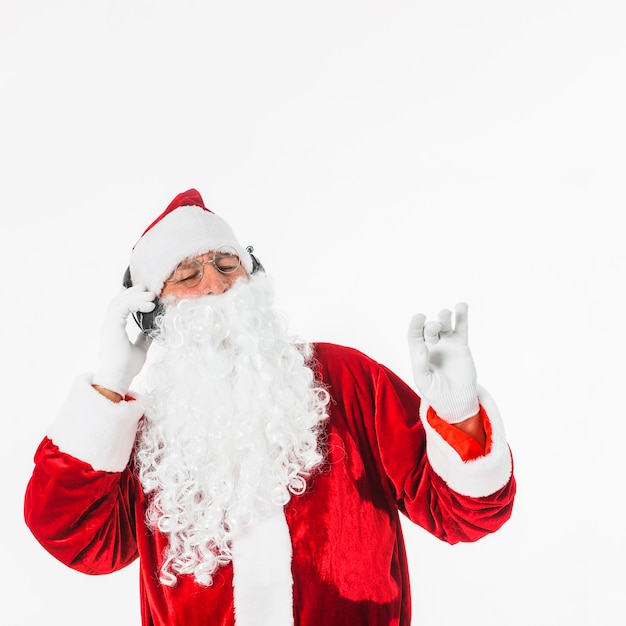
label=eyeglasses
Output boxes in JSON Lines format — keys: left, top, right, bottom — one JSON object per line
{"left": 166, "top": 246, "right": 242, "bottom": 287}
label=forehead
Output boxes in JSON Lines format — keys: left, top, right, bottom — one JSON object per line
{"left": 177, "top": 251, "right": 213, "bottom": 266}
{"left": 176, "top": 248, "right": 238, "bottom": 266}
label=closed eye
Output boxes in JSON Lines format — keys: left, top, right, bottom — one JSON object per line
{"left": 177, "top": 269, "right": 201, "bottom": 283}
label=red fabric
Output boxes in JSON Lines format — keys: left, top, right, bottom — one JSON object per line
{"left": 24, "top": 343, "right": 515, "bottom": 626}
{"left": 139, "top": 188, "right": 211, "bottom": 239}
{"left": 426, "top": 405, "right": 493, "bottom": 461}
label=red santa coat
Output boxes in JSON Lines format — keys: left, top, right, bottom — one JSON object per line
{"left": 25, "top": 343, "right": 515, "bottom": 626}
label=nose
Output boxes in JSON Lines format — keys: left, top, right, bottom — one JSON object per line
{"left": 199, "top": 263, "right": 231, "bottom": 295}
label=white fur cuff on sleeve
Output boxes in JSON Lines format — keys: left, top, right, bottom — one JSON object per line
{"left": 421, "top": 385, "right": 513, "bottom": 498}
{"left": 46, "top": 373, "right": 144, "bottom": 472}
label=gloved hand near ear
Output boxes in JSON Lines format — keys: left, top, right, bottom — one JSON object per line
{"left": 407, "top": 302, "right": 479, "bottom": 423}
{"left": 92, "top": 285, "right": 156, "bottom": 397}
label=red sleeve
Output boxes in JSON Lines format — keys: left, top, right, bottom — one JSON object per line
{"left": 313, "top": 344, "right": 515, "bottom": 546}
{"left": 372, "top": 363, "right": 515, "bottom": 544}
{"left": 24, "top": 437, "right": 140, "bottom": 575}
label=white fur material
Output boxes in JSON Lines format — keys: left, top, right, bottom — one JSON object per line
{"left": 46, "top": 373, "right": 144, "bottom": 472}
{"left": 231, "top": 506, "right": 294, "bottom": 626}
{"left": 422, "top": 385, "right": 513, "bottom": 497}
{"left": 130, "top": 204, "right": 253, "bottom": 294}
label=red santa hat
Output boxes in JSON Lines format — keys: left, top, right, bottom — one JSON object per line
{"left": 129, "top": 189, "right": 253, "bottom": 294}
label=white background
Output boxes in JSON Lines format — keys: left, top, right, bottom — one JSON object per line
{"left": 2, "top": 1, "right": 624, "bottom": 624}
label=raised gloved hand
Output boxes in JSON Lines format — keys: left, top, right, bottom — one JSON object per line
{"left": 92, "top": 285, "right": 156, "bottom": 397}
{"left": 407, "top": 302, "right": 479, "bottom": 423}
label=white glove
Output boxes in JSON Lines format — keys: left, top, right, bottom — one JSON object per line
{"left": 407, "top": 302, "right": 479, "bottom": 423}
{"left": 92, "top": 285, "right": 156, "bottom": 397}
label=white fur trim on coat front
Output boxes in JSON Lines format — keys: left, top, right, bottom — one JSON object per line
{"left": 422, "top": 385, "right": 513, "bottom": 497}
{"left": 231, "top": 506, "right": 294, "bottom": 626}
{"left": 46, "top": 373, "right": 144, "bottom": 472}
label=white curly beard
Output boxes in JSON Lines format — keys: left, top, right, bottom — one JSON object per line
{"left": 134, "top": 273, "right": 329, "bottom": 587}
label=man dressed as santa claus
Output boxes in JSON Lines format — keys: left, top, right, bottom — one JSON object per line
{"left": 25, "top": 189, "right": 515, "bottom": 626}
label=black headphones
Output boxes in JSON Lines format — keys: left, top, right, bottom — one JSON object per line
{"left": 123, "top": 246, "right": 265, "bottom": 333}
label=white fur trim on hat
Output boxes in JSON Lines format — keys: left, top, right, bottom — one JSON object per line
{"left": 130, "top": 203, "right": 253, "bottom": 294}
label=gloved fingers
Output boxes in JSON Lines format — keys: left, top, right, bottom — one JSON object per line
{"left": 407, "top": 313, "right": 426, "bottom": 342}
{"left": 136, "top": 298, "right": 156, "bottom": 314}
{"left": 423, "top": 321, "right": 442, "bottom": 345}
{"left": 437, "top": 309, "right": 454, "bottom": 337}
{"left": 453, "top": 301, "right": 469, "bottom": 341}
{"left": 408, "top": 313, "right": 431, "bottom": 378}
{"left": 109, "top": 285, "right": 156, "bottom": 318}
{"left": 409, "top": 312, "right": 444, "bottom": 345}
{"left": 123, "top": 285, "right": 156, "bottom": 312}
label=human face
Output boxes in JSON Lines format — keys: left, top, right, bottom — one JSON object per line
{"left": 160, "top": 249, "right": 248, "bottom": 302}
